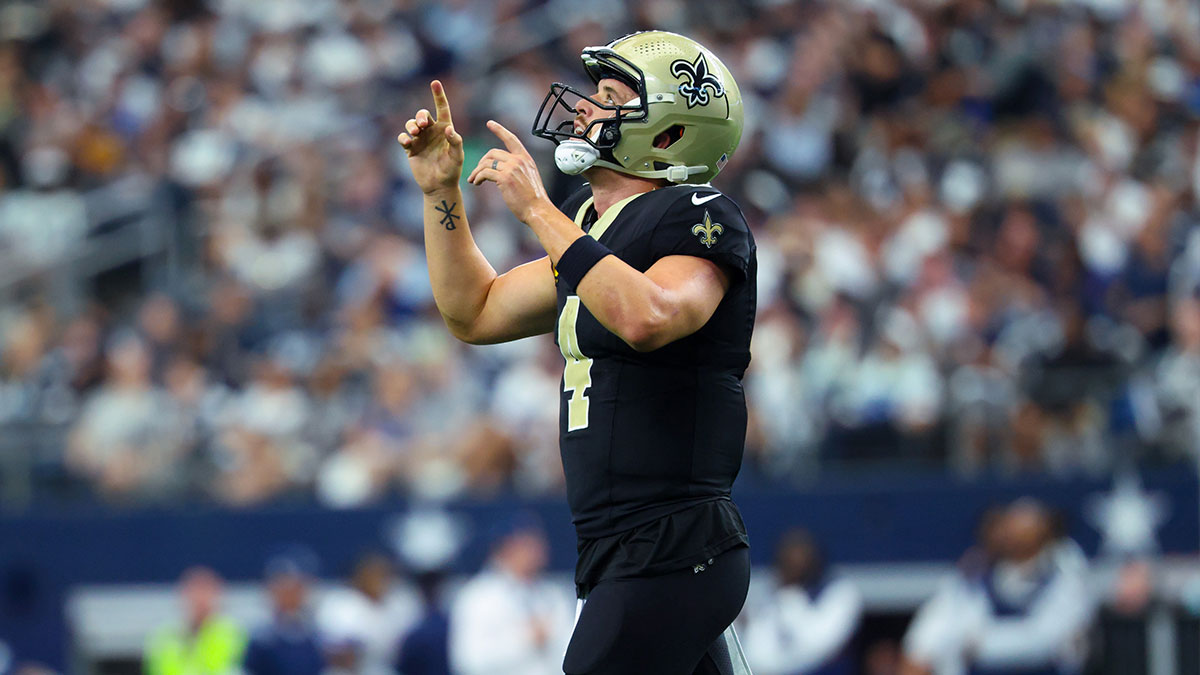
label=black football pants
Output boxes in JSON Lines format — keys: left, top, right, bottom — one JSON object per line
{"left": 563, "top": 545, "right": 750, "bottom": 675}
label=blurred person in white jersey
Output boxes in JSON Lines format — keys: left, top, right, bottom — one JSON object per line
{"left": 742, "top": 529, "right": 861, "bottom": 675}
{"left": 318, "top": 551, "right": 420, "bottom": 675}
{"left": 448, "top": 514, "right": 573, "bottom": 675}
{"left": 902, "top": 500, "right": 1093, "bottom": 675}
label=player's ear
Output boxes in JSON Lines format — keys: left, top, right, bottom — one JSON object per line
{"left": 652, "top": 125, "right": 685, "bottom": 149}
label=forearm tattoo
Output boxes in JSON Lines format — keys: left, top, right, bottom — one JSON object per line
{"left": 435, "top": 200, "right": 460, "bottom": 230}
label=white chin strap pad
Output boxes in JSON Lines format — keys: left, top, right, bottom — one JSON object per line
{"left": 554, "top": 140, "right": 601, "bottom": 175}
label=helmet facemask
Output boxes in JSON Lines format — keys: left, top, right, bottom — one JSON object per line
{"left": 532, "top": 50, "right": 649, "bottom": 175}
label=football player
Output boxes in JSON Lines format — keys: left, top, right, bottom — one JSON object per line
{"left": 398, "top": 31, "right": 755, "bottom": 675}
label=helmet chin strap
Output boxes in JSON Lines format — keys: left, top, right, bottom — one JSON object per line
{"left": 590, "top": 159, "right": 709, "bottom": 183}
{"left": 554, "top": 143, "right": 708, "bottom": 183}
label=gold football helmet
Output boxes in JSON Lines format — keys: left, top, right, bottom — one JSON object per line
{"left": 533, "top": 31, "right": 744, "bottom": 184}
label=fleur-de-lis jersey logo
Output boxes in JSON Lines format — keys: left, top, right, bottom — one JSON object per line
{"left": 670, "top": 53, "right": 725, "bottom": 109}
{"left": 691, "top": 209, "right": 724, "bottom": 248}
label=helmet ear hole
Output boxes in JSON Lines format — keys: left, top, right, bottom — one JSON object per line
{"left": 653, "top": 125, "right": 685, "bottom": 150}
{"left": 600, "top": 123, "right": 621, "bottom": 147}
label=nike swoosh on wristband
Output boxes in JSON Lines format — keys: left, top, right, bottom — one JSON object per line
{"left": 691, "top": 192, "right": 721, "bottom": 206}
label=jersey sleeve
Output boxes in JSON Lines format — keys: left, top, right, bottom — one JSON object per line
{"left": 650, "top": 191, "right": 753, "bottom": 283}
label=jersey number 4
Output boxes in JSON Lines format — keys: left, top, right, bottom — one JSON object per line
{"left": 558, "top": 295, "right": 592, "bottom": 431}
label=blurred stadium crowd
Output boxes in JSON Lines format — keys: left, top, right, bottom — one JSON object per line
{"left": 1, "top": 0, "right": 1200, "bottom": 508}
{"left": 113, "top": 500, "right": 1104, "bottom": 675}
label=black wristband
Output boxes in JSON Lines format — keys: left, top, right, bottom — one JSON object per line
{"left": 556, "top": 236, "right": 613, "bottom": 289}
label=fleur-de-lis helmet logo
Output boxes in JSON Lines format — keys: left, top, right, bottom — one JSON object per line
{"left": 670, "top": 53, "right": 726, "bottom": 109}
{"left": 691, "top": 210, "right": 724, "bottom": 249}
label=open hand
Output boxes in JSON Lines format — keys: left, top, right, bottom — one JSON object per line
{"left": 398, "top": 80, "right": 464, "bottom": 195}
{"left": 467, "top": 120, "right": 551, "bottom": 224}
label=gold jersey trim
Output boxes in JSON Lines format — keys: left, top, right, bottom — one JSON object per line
{"left": 572, "top": 191, "right": 645, "bottom": 242}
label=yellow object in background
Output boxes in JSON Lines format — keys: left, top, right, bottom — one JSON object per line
{"left": 144, "top": 616, "right": 246, "bottom": 675}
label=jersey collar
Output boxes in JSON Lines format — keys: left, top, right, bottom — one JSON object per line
{"left": 573, "top": 191, "right": 645, "bottom": 242}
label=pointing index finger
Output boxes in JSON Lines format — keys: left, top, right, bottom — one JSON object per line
{"left": 431, "top": 80, "right": 453, "bottom": 124}
{"left": 487, "top": 120, "right": 528, "bottom": 156}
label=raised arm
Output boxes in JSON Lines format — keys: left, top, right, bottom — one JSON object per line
{"left": 398, "top": 81, "right": 557, "bottom": 344}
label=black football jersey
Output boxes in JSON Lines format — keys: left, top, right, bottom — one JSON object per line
{"left": 553, "top": 183, "right": 757, "bottom": 546}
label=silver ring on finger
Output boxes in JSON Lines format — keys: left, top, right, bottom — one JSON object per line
{"left": 492, "top": 159, "right": 499, "bottom": 170}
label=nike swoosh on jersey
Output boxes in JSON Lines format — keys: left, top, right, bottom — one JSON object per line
{"left": 691, "top": 192, "right": 722, "bottom": 206}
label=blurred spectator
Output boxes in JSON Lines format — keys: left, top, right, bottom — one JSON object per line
{"left": 1017, "top": 307, "right": 1125, "bottom": 475}
{"left": 1154, "top": 298, "right": 1200, "bottom": 459}
{"left": 903, "top": 500, "right": 1094, "bottom": 675}
{"left": 395, "top": 569, "right": 452, "bottom": 675}
{"left": 833, "top": 308, "right": 943, "bottom": 457}
{"left": 212, "top": 355, "right": 315, "bottom": 505}
{"left": 0, "top": 305, "right": 74, "bottom": 426}
{"left": 742, "top": 528, "right": 862, "bottom": 675}
{"left": 317, "top": 552, "right": 419, "bottom": 675}
{"left": 65, "top": 333, "right": 185, "bottom": 500}
{"left": 143, "top": 567, "right": 246, "bottom": 675}
{"left": 0, "top": 146, "right": 86, "bottom": 276}
{"left": 447, "top": 515, "right": 572, "bottom": 675}
{"left": 136, "top": 294, "right": 183, "bottom": 381}
{"left": 315, "top": 426, "right": 396, "bottom": 509}
{"left": 488, "top": 337, "right": 564, "bottom": 493}
{"left": 391, "top": 508, "right": 465, "bottom": 675}
{"left": 244, "top": 548, "right": 328, "bottom": 675}
{"left": 744, "top": 308, "right": 820, "bottom": 477}
{"left": 1093, "top": 559, "right": 1156, "bottom": 675}
{"left": 303, "top": 357, "right": 366, "bottom": 471}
